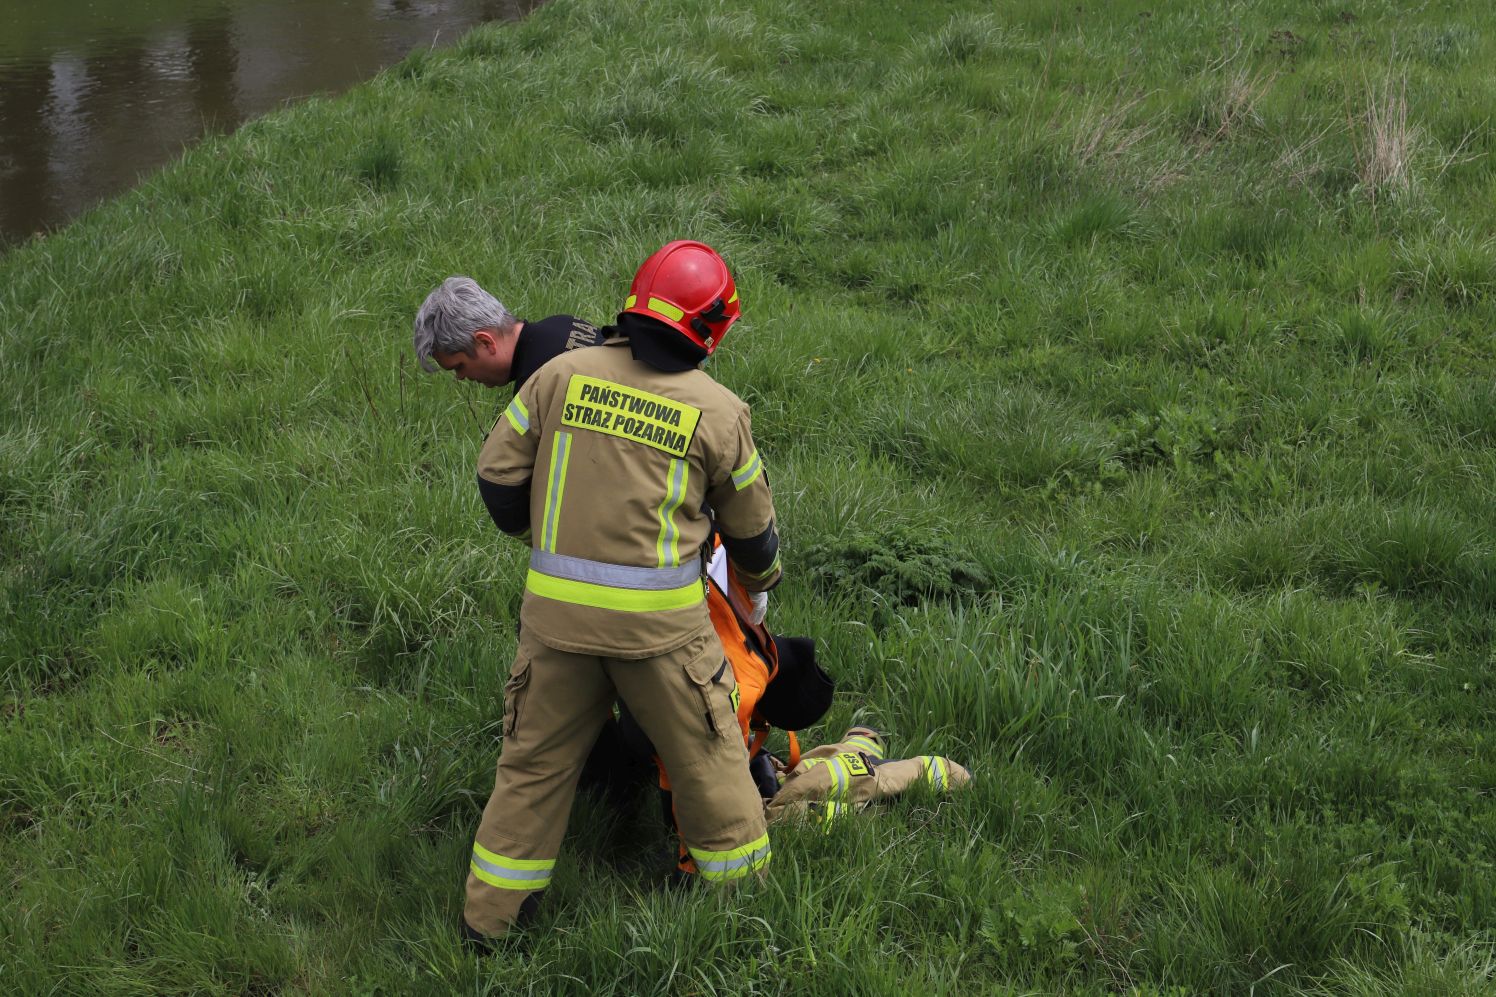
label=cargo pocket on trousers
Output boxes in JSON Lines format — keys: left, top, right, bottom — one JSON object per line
{"left": 502, "top": 654, "right": 533, "bottom": 742}
{"left": 684, "top": 653, "right": 733, "bottom": 741}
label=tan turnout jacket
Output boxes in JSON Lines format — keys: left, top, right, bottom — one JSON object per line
{"left": 478, "top": 338, "right": 781, "bottom": 658}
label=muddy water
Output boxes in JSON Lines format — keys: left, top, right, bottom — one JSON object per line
{"left": 0, "top": 0, "right": 539, "bottom": 247}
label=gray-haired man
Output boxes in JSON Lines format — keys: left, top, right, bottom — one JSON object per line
{"left": 413, "top": 276, "right": 604, "bottom": 392}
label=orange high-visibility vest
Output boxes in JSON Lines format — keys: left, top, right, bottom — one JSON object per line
{"left": 656, "top": 542, "right": 800, "bottom": 800}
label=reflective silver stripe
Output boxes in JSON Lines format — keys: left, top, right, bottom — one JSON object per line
{"left": 472, "top": 854, "right": 552, "bottom": 883}
{"left": 732, "top": 451, "right": 763, "bottom": 490}
{"left": 828, "top": 757, "right": 848, "bottom": 799}
{"left": 923, "top": 756, "right": 947, "bottom": 790}
{"left": 541, "top": 432, "right": 571, "bottom": 553}
{"left": 656, "top": 458, "right": 689, "bottom": 567}
{"left": 530, "top": 550, "right": 701, "bottom": 590}
{"left": 504, "top": 396, "right": 530, "bottom": 434}
{"left": 693, "top": 840, "right": 772, "bottom": 875}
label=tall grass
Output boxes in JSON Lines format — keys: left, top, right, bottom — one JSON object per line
{"left": 3, "top": 0, "right": 1495, "bottom": 992}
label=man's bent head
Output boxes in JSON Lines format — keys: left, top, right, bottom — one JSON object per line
{"left": 413, "top": 276, "right": 521, "bottom": 387}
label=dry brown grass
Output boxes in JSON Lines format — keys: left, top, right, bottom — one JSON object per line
{"left": 1066, "top": 92, "right": 1188, "bottom": 195}
{"left": 1354, "top": 73, "right": 1419, "bottom": 199}
{"left": 1190, "top": 43, "right": 1277, "bottom": 149}
{"left": 1070, "top": 92, "right": 1157, "bottom": 167}
{"left": 1205, "top": 63, "right": 1276, "bottom": 144}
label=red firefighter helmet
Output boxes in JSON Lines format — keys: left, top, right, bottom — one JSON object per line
{"left": 622, "top": 241, "right": 741, "bottom": 354}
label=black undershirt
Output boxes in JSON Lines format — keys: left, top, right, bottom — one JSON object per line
{"left": 508, "top": 314, "right": 606, "bottom": 391}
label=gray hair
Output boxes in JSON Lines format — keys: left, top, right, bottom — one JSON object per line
{"left": 412, "top": 276, "right": 518, "bottom": 372}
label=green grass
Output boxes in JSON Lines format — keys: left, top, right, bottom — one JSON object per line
{"left": 4, "top": 0, "right": 1496, "bottom": 992}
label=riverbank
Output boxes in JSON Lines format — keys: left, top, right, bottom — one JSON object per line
{"left": 0, "top": 0, "right": 540, "bottom": 243}
{"left": 3, "top": 0, "right": 1494, "bottom": 991}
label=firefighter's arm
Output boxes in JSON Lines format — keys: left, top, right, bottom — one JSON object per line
{"left": 706, "top": 407, "right": 782, "bottom": 592}
{"left": 476, "top": 385, "right": 540, "bottom": 544}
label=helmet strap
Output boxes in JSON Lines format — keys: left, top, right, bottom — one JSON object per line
{"left": 689, "top": 298, "right": 729, "bottom": 340}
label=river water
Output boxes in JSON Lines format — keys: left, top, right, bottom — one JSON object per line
{"left": 0, "top": 0, "right": 539, "bottom": 248}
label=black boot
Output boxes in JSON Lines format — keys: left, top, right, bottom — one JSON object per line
{"left": 461, "top": 919, "right": 495, "bottom": 956}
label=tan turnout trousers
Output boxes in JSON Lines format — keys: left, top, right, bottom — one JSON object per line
{"left": 464, "top": 627, "right": 769, "bottom": 937}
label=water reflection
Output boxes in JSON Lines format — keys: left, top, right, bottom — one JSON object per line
{"left": 0, "top": 0, "right": 538, "bottom": 246}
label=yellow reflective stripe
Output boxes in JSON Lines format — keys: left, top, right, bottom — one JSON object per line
{"left": 845, "top": 735, "right": 883, "bottom": 759}
{"left": 828, "top": 757, "right": 848, "bottom": 799}
{"left": 624, "top": 294, "right": 637, "bottom": 309}
{"left": 803, "top": 755, "right": 847, "bottom": 800}
{"left": 473, "top": 842, "right": 553, "bottom": 870}
{"left": 471, "top": 862, "right": 551, "bottom": 890}
{"left": 654, "top": 458, "right": 689, "bottom": 567}
{"left": 731, "top": 451, "right": 763, "bottom": 491}
{"left": 647, "top": 296, "right": 685, "bottom": 322}
{"left": 727, "top": 290, "right": 738, "bottom": 304}
{"left": 540, "top": 431, "right": 571, "bottom": 553}
{"left": 689, "top": 833, "right": 771, "bottom": 864}
{"left": 689, "top": 833, "right": 771, "bottom": 881}
{"left": 503, "top": 396, "right": 530, "bottom": 435}
{"left": 922, "top": 756, "right": 949, "bottom": 790}
{"left": 470, "top": 842, "right": 554, "bottom": 891}
{"left": 525, "top": 570, "right": 704, "bottom": 613}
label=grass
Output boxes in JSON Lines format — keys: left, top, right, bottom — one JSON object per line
{"left": 3, "top": 0, "right": 1495, "bottom": 992}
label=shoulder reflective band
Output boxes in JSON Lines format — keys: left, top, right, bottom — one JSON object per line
{"left": 804, "top": 750, "right": 870, "bottom": 800}
{"left": 655, "top": 458, "right": 690, "bottom": 567}
{"left": 470, "top": 842, "right": 554, "bottom": 891}
{"left": 561, "top": 375, "right": 701, "bottom": 458}
{"left": 844, "top": 733, "right": 884, "bottom": 760}
{"left": 731, "top": 450, "right": 763, "bottom": 491}
{"left": 688, "top": 833, "right": 771, "bottom": 882}
{"left": 504, "top": 395, "right": 530, "bottom": 435}
{"left": 920, "top": 756, "right": 951, "bottom": 790}
{"left": 539, "top": 432, "right": 571, "bottom": 553}
{"left": 527, "top": 550, "right": 704, "bottom": 613}
{"left": 804, "top": 756, "right": 839, "bottom": 799}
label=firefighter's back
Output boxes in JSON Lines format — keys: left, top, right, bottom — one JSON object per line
{"left": 483, "top": 336, "right": 772, "bottom": 659}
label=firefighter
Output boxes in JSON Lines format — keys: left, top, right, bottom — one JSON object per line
{"left": 460, "top": 241, "right": 781, "bottom": 947}
{"left": 765, "top": 726, "right": 972, "bottom": 827}
{"left": 412, "top": 275, "right": 604, "bottom": 391}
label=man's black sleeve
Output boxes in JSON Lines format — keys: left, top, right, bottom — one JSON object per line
{"left": 477, "top": 474, "right": 531, "bottom": 538}
{"left": 720, "top": 520, "right": 781, "bottom": 591}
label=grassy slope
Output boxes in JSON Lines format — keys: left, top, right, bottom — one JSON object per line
{"left": 3, "top": 0, "right": 1495, "bottom": 992}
